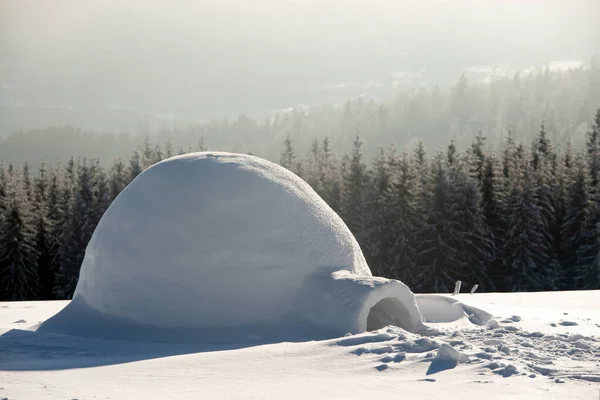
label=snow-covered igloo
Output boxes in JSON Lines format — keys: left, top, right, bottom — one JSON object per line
{"left": 41, "top": 152, "right": 425, "bottom": 342}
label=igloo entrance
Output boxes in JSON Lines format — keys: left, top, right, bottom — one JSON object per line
{"left": 366, "top": 297, "right": 414, "bottom": 331}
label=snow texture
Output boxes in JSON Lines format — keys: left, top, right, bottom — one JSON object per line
{"left": 39, "top": 152, "right": 424, "bottom": 342}
{"left": 2, "top": 291, "right": 599, "bottom": 399}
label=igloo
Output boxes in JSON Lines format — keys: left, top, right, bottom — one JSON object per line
{"left": 40, "top": 152, "right": 425, "bottom": 342}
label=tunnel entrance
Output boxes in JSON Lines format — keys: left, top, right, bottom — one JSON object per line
{"left": 366, "top": 297, "right": 413, "bottom": 331}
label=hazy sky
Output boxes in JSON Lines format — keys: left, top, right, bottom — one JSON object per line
{"left": 1, "top": 0, "right": 598, "bottom": 118}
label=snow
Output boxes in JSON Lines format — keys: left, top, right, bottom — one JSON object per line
{"left": 435, "top": 343, "right": 470, "bottom": 363}
{"left": 1, "top": 291, "right": 599, "bottom": 399}
{"left": 39, "top": 152, "right": 424, "bottom": 342}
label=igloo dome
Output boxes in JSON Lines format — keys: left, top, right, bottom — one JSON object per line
{"left": 41, "top": 152, "right": 424, "bottom": 342}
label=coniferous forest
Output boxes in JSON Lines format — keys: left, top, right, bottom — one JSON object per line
{"left": 1, "top": 110, "right": 600, "bottom": 301}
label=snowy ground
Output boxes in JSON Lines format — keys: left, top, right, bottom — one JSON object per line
{"left": 1, "top": 291, "right": 599, "bottom": 400}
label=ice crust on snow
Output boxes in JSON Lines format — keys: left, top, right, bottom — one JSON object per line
{"left": 40, "top": 152, "right": 424, "bottom": 342}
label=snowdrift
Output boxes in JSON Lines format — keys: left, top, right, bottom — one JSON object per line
{"left": 40, "top": 152, "right": 425, "bottom": 342}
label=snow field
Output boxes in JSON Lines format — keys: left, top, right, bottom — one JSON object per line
{"left": 1, "top": 291, "right": 599, "bottom": 399}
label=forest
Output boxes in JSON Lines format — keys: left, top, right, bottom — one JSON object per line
{"left": 1, "top": 109, "right": 599, "bottom": 301}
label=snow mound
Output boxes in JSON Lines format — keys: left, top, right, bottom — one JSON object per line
{"left": 415, "top": 294, "right": 493, "bottom": 326}
{"left": 435, "top": 343, "right": 470, "bottom": 363}
{"left": 40, "top": 152, "right": 424, "bottom": 342}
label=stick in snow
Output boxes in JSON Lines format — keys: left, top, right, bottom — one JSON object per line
{"left": 453, "top": 281, "right": 462, "bottom": 296}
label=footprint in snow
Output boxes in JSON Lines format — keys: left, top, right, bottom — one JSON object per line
{"left": 559, "top": 321, "right": 579, "bottom": 327}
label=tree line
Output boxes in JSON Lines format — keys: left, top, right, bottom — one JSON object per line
{"left": 1, "top": 111, "right": 600, "bottom": 301}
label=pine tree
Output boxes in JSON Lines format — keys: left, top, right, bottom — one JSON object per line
{"left": 0, "top": 164, "right": 8, "bottom": 213}
{"left": 575, "top": 207, "right": 600, "bottom": 290}
{"left": 22, "top": 162, "right": 32, "bottom": 200}
{"left": 164, "top": 140, "right": 174, "bottom": 159}
{"left": 577, "top": 110, "right": 600, "bottom": 289}
{"left": 304, "top": 138, "right": 321, "bottom": 191}
{"left": 530, "top": 126, "right": 559, "bottom": 289}
{"left": 54, "top": 160, "right": 95, "bottom": 299}
{"left": 49, "top": 164, "right": 75, "bottom": 291}
{"left": 387, "top": 152, "right": 419, "bottom": 286}
{"left": 109, "top": 159, "right": 129, "bottom": 201}
{"left": 553, "top": 141, "right": 573, "bottom": 284}
{"left": 42, "top": 169, "right": 62, "bottom": 300}
{"left": 364, "top": 147, "right": 394, "bottom": 276}
{"left": 413, "top": 154, "right": 465, "bottom": 293}
{"left": 453, "top": 154, "right": 496, "bottom": 291}
{"left": 586, "top": 109, "right": 600, "bottom": 190}
{"left": 412, "top": 141, "right": 429, "bottom": 218}
{"left": 128, "top": 150, "right": 143, "bottom": 182}
{"left": 32, "top": 163, "right": 56, "bottom": 299}
{"left": 91, "top": 159, "right": 111, "bottom": 225}
{"left": 196, "top": 137, "right": 207, "bottom": 152}
{"left": 480, "top": 154, "right": 508, "bottom": 290}
{"left": 0, "top": 175, "right": 40, "bottom": 301}
{"left": 504, "top": 164, "right": 549, "bottom": 291}
{"left": 280, "top": 133, "right": 296, "bottom": 172}
{"left": 469, "top": 132, "right": 487, "bottom": 186}
{"left": 140, "top": 137, "right": 155, "bottom": 169}
{"left": 560, "top": 154, "right": 590, "bottom": 289}
{"left": 318, "top": 136, "right": 341, "bottom": 211}
{"left": 340, "top": 135, "right": 369, "bottom": 245}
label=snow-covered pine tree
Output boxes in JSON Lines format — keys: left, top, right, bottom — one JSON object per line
{"left": 41, "top": 169, "right": 62, "bottom": 300}
{"left": 48, "top": 163, "right": 75, "bottom": 288}
{"left": 91, "top": 159, "right": 111, "bottom": 226}
{"left": 164, "top": 139, "right": 174, "bottom": 159}
{"left": 303, "top": 138, "right": 321, "bottom": 192}
{"left": 411, "top": 141, "right": 429, "bottom": 218}
{"left": 0, "top": 173, "right": 40, "bottom": 301}
{"left": 454, "top": 150, "right": 496, "bottom": 291}
{"left": 586, "top": 109, "right": 600, "bottom": 190}
{"left": 318, "top": 136, "right": 341, "bottom": 212}
{"left": 340, "top": 135, "right": 370, "bottom": 245}
{"left": 414, "top": 141, "right": 426, "bottom": 167}
{"left": 196, "top": 137, "right": 207, "bottom": 152}
{"left": 64, "top": 157, "right": 76, "bottom": 188}
{"left": 553, "top": 141, "right": 574, "bottom": 284}
{"left": 280, "top": 133, "right": 296, "bottom": 172}
{"left": 560, "top": 153, "right": 591, "bottom": 289}
{"left": 128, "top": 150, "right": 143, "bottom": 182}
{"left": 140, "top": 137, "right": 156, "bottom": 169}
{"left": 109, "top": 159, "right": 129, "bottom": 201}
{"left": 530, "top": 125, "right": 560, "bottom": 289}
{"left": 413, "top": 153, "right": 464, "bottom": 293}
{"left": 32, "top": 163, "right": 56, "bottom": 299}
{"left": 153, "top": 144, "right": 164, "bottom": 165}
{"left": 574, "top": 204, "right": 600, "bottom": 290}
{"left": 480, "top": 154, "right": 508, "bottom": 290}
{"left": 387, "top": 152, "right": 419, "bottom": 286}
{"left": 504, "top": 163, "right": 549, "bottom": 291}
{"left": 0, "top": 164, "right": 7, "bottom": 212}
{"left": 469, "top": 131, "right": 487, "bottom": 186}
{"left": 364, "top": 146, "right": 394, "bottom": 277}
{"left": 576, "top": 111, "right": 600, "bottom": 289}
{"left": 54, "top": 159, "right": 96, "bottom": 299}
{"left": 502, "top": 131, "right": 517, "bottom": 179}
{"left": 22, "top": 162, "right": 32, "bottom": 200}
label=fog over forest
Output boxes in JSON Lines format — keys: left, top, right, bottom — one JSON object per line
{"left": 1, "top": 0, "right": 598, "bottom": 135}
